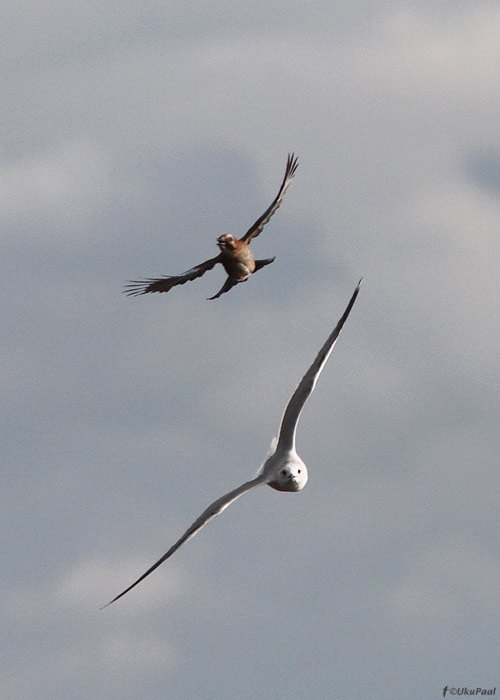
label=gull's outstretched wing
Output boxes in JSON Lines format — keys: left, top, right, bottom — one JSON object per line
{"left": 101, "top": 475, "right": 266, "bottom": 608}
{"left": 276, "top": 279, "right": 362, "bottom": 452}
{"left": 124, "top": 255, "right": 221, "bottom": 296}
{"left": 241, "top": 153, "right": 298, "bottom": 243}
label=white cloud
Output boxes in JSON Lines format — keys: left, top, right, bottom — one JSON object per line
{"left": 2, "top": 554, "right": 184, "bottom": 622}
{"left": 1, "top": 556, "right": 180, "bottom": 699}
{"left": 386, "top": 537, "right": 500, "bottom": 626}
{"left": 0, "top": 139, "right": 113, "bottom": 230}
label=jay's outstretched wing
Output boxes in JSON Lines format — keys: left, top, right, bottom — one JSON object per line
{"left": 241, "top": 153, "right": 298, "bottom": 243}
{"left": 124, "top": 255, "right": 221, "bottom": 296}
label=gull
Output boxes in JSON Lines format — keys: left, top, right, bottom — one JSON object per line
{"left": 124, "top": 153, "right": 298, "bottom": 300}
{"left": 102, "top": 280, "right": 361, "bottom": 607}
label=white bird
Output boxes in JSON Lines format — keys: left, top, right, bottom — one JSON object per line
{"left": 102, "top": 280, "right": 362, "bottom": 608}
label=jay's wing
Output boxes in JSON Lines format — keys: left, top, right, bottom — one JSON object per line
{"left": 207, "top": 276, "right": 239, "bottom": 300}
{"left": 124, "top": 255, "right": 221, "bottom": 296}
{"left": 241, "top": 153, "right": 298, "bottom": 243}
{"left": 207, "top": 256, "right": 276, "bottom": 300}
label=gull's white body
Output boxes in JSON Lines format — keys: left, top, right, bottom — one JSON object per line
{"left": 103, "top": 280, "right": 362, "bottom": 608}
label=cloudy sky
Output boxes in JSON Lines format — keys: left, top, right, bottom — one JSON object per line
{"left": 3, "top": 1, "right": 500, "bottom": 698}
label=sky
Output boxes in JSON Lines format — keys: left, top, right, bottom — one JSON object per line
{"left": 2, "top": 1, "right": 500, "bottom": 698}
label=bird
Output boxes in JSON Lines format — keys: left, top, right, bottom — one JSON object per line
{"left": 102, "top": 280, "right": 362, "bottom": 608}
{"left": 124, "top": 153, "right": 299, "bottom": 300}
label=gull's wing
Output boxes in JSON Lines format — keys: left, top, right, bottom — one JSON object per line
{"left": 276, "top": 280, "right": 362, "bottom": 452}
{"left": 124, "top": 255, "right": 221, "bottom": 296}
{"left": 101, "top": 475, "right": 266, "bottom": 608}
{"left": 241, "top": 153, "right": 298, "bottom": 243}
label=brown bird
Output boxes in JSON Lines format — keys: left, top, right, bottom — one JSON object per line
{"left": 124, "top": 153, "right": 298, "bottom": 300}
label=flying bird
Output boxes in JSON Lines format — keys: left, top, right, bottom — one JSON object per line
{"left": 102, "top": 280, "right": 362, "bottom": 608}
{"left": 124, "top": 153, "right": 299, "bottom": 300}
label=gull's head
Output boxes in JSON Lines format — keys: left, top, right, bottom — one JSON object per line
{"left": 268, "top": 457, "right": 308, "bottom": 493}
{"left": 217, "top": 233, "right": 236, "bottom": 251}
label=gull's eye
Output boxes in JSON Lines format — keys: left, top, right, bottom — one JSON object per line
{"left": 297, "top": 469, "right": 301, "bottom": 474}
{"left": 281, "top": 469, "right": 287, "bottom": 476}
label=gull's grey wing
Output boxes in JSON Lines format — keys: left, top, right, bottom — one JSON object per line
{"left": 241, "top": 153, "right": 298, "bottom": 243}
{"left": 124, "top": 255, "right": 221, "bottom": 296}
{"left": 101, "top": 475, "right": 266, "bottom": 608}
{"left": 276, "top": 279, "right": 362, "bottom": 452}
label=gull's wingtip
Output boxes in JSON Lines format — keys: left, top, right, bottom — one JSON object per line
{"left": 352, "top": 277, "right": 363, "bottom": 296}
{"left": 350, "top": 277, "right": 363, "bottom": 305}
